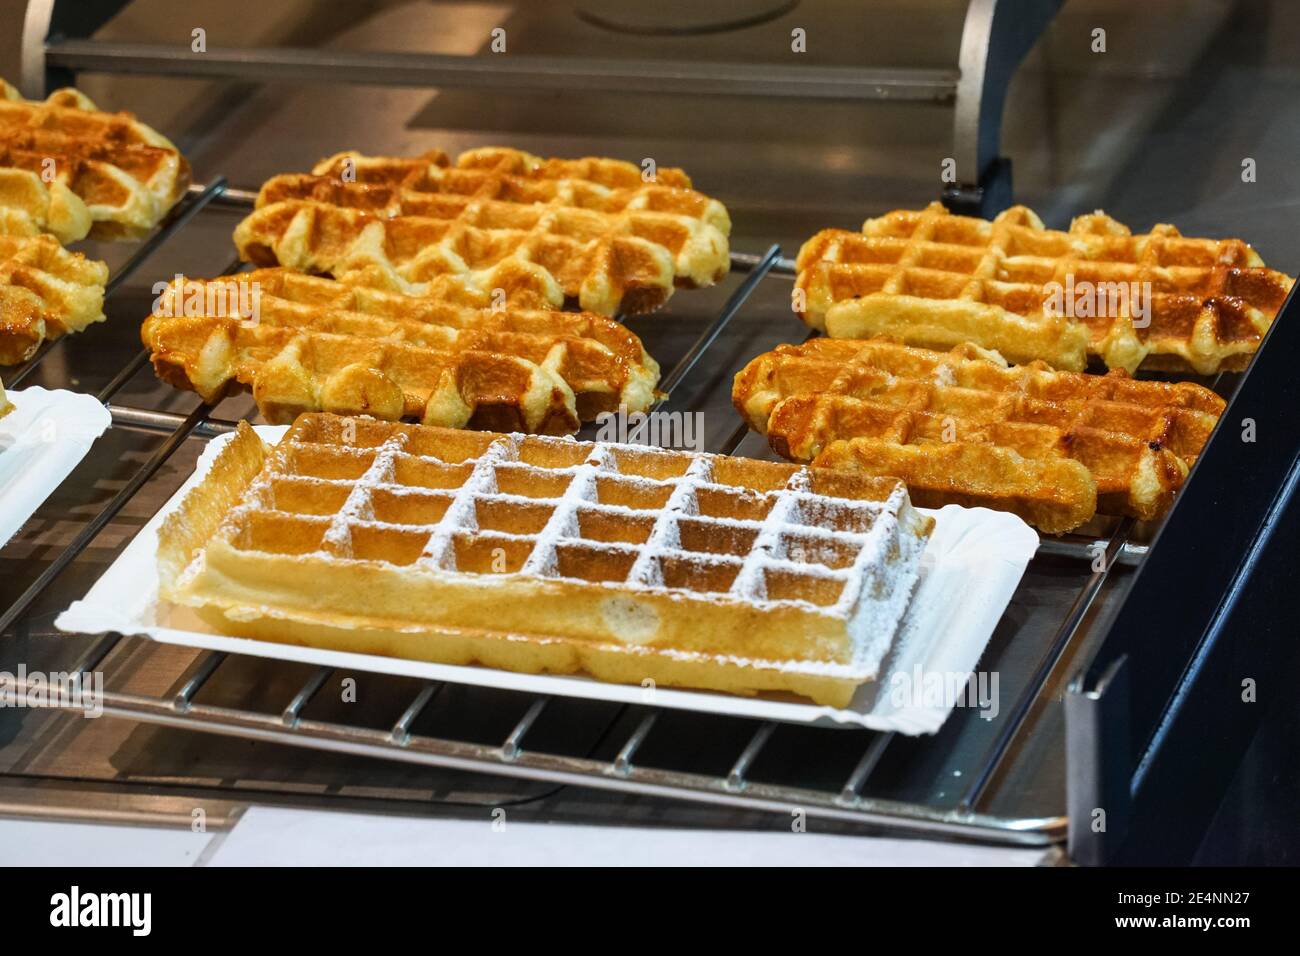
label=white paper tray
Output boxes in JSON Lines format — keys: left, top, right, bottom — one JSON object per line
{"left": 0, "top": 386, "right": 112, "bottom": 547}
{"left": 56, "top": 426, "right": 1039, "bottom": 734}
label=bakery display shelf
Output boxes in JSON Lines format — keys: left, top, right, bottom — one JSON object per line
{"left": 1, "top": 175, "right": 1249, "bottom": 850}
{"left": 23, "top": 0, "right": 1062, "bottom": 216}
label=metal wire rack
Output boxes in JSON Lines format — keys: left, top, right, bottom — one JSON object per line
{"left": 1, "top": 179, "right": 1210, "bottom": 848}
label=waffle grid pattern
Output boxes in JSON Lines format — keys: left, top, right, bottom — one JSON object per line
{"left": 143, "top": 268, "right": 660, "bottom": 432}
{"left": 0, "top": 226, "right": 108, "bottom": 364}
{"left": 160, "top": 415, "right": 935, "bottom": 703}
{"left": 796, "top": 202, "right": 1293, "bottom": 374}
{"left": 231, "top": 415, "right": 909, "bottom": 624}
{"left": 234, "top": 148, "right": 731, "bottom": 317}
{"left": 734, "top": 338, "right": 1226, "bottom": 531}
{"left": 0, "top": 80, "right": 191, "bottom": 241}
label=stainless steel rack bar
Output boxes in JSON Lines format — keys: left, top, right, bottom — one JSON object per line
{"left": 959, "top": 518, "right": 1137, "bottom": 810}
{"left": 502, "top": 699, "right": 549, "bottom": 762}
{"left": 0, "top": 402, "right": 211, "bottom": 635}
{"left": 2, "top": 178, "right": 230, "bottom": 391}
{"left": 0, "top": 184, "right": 238, "bottom": 634}
{"left": 613, "top": 714, "right": 658, "bottom": 776}
{"left": 1, "top": 170, "right": 1231, "bottom": 848}
{"left": 106, "top": 406, "right": 238, "bottom": 439}
{"left": 9, "top": 677, "right": 1064, "bottom": 844}
{"left": 39, "top": 41, "right": 960, "bottom": 103}
{"left": 281, "top": 667, "right": 332, "bottom": 727}
{"left": 655, "top": 244, "right": 781, "bottom": 404}
{"left": 71, "top": 630, "right": 121, "bottom": 676}
{"left": 103, "top": 178, "right": 232, "bottom": 297}
{"left": 727, "top": 722, "right": 777, "bottom": 790}
{"left": 1037, "top": 536, "right": 1146, "bottom": 567}
{"left": 840, "top": 733, "right": 896, "bottom": 804}
{"left": 730, "top": 250, "right": 796, "bottom": 277}
{"left": 21, "top": 0, "right": 1061, "bottom": 217}
{"left": 173, "top": 651, "right": 226, "bottom": 710}
{"left": 391, "top": 684, "right": 442, "bottom": 745}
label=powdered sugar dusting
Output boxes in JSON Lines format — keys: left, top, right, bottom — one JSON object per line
{"left": 215, "top": 422, "right": 930, "bottom": 668}
{"left": 321, "top": 434, "right": 406, "bottom": 555}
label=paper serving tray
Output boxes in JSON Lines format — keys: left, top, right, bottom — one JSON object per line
{"left": 56, "top": 426, "right": 1038, "bottom": 733}
{"left": 0, "top": 386, "right": 112, "bottom": 547}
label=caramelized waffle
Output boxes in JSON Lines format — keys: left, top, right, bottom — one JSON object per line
{"left": 795, "top": 202, "right": 1293, "bottom": 374}
{"left": 233, "top": 148, "right": 731, "bottom": 316}
{"left": 158, "top": 413, "right": 933, "bottom": 707}
{"left": 734, "top": 338, "right": 1225, "bottom": 533}
{"left": 0, "top": 80, "right": 191, "bottom": 241}
{"left": 143, "top": 268, "right": 660, "bottom": 433}
{"left": 0, "top": 225, "right": 108, "bottom": 364}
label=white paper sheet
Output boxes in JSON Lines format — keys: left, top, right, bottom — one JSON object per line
{"left": 0, "top": 818, "right": 213, "bottom": 867}
{"left": 203, "top": 806, "right": 1050, "bottom": 867}
{"left": 56, "top": 426, "right": 1039, "bottom": 734}
{"left": 0, "top": 386, "right": 112, "bottom": 546}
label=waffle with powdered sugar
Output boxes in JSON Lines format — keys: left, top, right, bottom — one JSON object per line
{"left": 158, "top": 413, "right": 933, "bottom": 707}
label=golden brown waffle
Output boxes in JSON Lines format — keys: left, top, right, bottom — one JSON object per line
{"left": 0, "top": 225, "right": 108, "bottom": 364}
{"left": 734, "top": 338, "right": 1226, "bottom": 533}
{"left": 158, "top": 413, "right": 932, "bottom": 707}
{"left": 142, "top": 268, "right": 661, "bottom": 433}
{"left": 795, "top": 202, "right": 1293, "bottom": 375}
{"left": 0, "top": 80, "right": 191, "bottom": 241}
{"left": 233, "top": 147, "right": 731, "bottom": 316}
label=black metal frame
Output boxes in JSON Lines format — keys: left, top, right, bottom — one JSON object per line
{"left": 1065, "top": 280, "right": 1300, "bottom": 866}
{"left": 944, "top": 0, "right": 1064, "bottom": 216}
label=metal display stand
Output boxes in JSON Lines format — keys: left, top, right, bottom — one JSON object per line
{"left": 20, "top": 0, "right": 1063, "bottom": 217}
{"left": 4, "top": 0, "right": 1295, "bottom": 864}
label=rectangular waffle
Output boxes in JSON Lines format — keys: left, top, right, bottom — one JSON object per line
{"left": 233, "top": 147, "right": 731, "bottom": 317}
{"left": 0, "top": 224, "right": 108, "bottom": 364}
{"left": 158, "top": 413, "right": 933, "bottom": 707}
{"left": 795, "top": 201, "right": 1293, "bottom": 374}
{"left": 143, "top": 268, "right": 661, "bottom": 434}
{"left": 0, "top": 79, "right": 191, "bottom": 241}
{"left": 734, "top": 337, "right": 1226, "bottom": 533}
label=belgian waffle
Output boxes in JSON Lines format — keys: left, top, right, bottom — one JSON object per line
{"left": 158, "top": 413, "right": 933, "bottom": 707}
{"left": 0, "top": 225, "right": 108, "bottom": 364}
{"left": 795, "top": 202, "right": 1293, "bottom": 374}
{"left": 0, "top": 80, "right": 191, "bottom": 241}
{"left": 143, "top": 268, "right": 660, "bottom": 433}
{"left": 233, "top": 147, "right": 731, "bottom": 316}
{"left": 734, "top": 338, "right": 1226, "bottom": 533}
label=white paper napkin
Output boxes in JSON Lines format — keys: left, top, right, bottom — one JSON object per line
{"left": 0, "top": 386, "right": 112, "bottom": 547}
